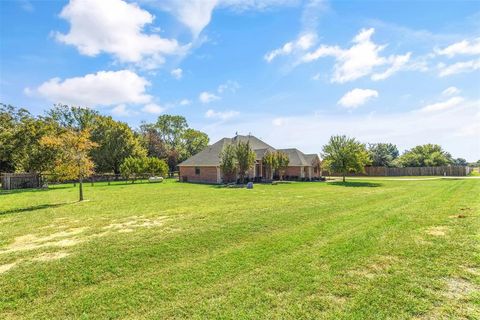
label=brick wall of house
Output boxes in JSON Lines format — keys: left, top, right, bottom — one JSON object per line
{"left": 284, "top": 166, "right": 302, "bottom": 177}
{"left": 179, "top": 166, "right": 219, "bottom": 183}
{"left": 312, "top": 165, "right": 321, "bottom": 178}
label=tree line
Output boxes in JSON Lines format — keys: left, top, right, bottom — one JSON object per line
{"left": 1, "top": 103, "right": 209, "bottom": 199}
{"left": 2, "top": 103, "right": 477, "bottom": 196}
{"left": 321, "top": 135, "right": 476, "bottom": 182}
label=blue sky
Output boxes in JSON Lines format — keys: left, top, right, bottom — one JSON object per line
{"left": 1, "top": 0, "right": 479, "bottom": 160}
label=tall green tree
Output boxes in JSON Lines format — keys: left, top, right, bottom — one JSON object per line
{"left": 322, "top": 135, "right": 371, "bottom": 182}
{"left": 368, "top": 143, "right": 399, "bottom": 167}
{"left": 263, "top": 151, "right": 289, "bottom": 180}
{"left": 235, "top": 141, "right": 255, "bottom": 184}
{"left": 139, "top": 115, "right": 209, "bottom": 171}
{"left": 394, "top": 144, "right": 452, "bottom": 167}
{"left": 263, "top": 151, "right": 278, "bottom": 180}
{"left": 46, "top": 104, "right": 98, "bottom": 132}
{"left": 90, "top": 116, "right": 146, "bottom": 174}
{"left": 0, "top": 104, "right": 29, "bottom": 172}
{"left": 276, "top": 151, "right": 290, "bottom": 180}
{"left": 182, "top": 129, "right": 209, "bottom": 160}
{"left": 453, "top": 158, "right": 467, "bottom": 166}
{"left": 0, "top": 104, "right": 59, "bottom": 173}
{"left": 220, "top": 144, "right": 238, "bottom": 183}
{"left": 156, "top": 115, "right": 188, "bottom": 149}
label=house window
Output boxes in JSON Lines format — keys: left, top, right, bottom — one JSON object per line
{"left": 195, "top": 167, "right": 200, "bottom": 175}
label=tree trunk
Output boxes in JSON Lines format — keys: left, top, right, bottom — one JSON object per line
{"left": 79, "top": 177, "right": 84, "bottom": 201}
{"left": 342, "top": 174, "right": 346, "bottom": 183}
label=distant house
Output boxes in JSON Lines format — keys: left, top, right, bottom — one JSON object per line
{"left": 178, "top": 135, "right": 321, "bottom": 184}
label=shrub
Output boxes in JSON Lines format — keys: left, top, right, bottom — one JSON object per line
{"left": 120, "top": 157, "right": 143, "bottom": 183}
{"left": 143, "top": 157, "right": 168, "bottom": 177}
{"left": 120, "top": 157, "right": 169, "bottom": 183}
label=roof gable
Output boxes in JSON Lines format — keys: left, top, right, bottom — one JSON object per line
{"left": 178, "top": 135, "right": 317, "bottom": 167}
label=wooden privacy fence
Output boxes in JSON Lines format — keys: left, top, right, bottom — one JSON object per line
{"left": 322, "top": 166, "right": 471, "bottom": 177}
{"left": 1, "top": 173, "right": 43, "bottom": 190}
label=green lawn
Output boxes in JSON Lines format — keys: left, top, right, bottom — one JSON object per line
{"left": 1, "top": 179, "right": 479, "bottom": 319}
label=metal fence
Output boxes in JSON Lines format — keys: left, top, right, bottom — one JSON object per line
{"left": 1, "top": 171, "right": 180, "bottom": 190}
{"left": 322, "top": 166, "right": 471, "bottom": 177}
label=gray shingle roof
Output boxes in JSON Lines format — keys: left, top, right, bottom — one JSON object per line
{"left": 177, "top": 138, "right": 228, "bottom": 166}
{"left": 178, "top": 135, "right": 317, "bottom": 167}
{"left": 277, "top": 148, "right": 310, "bottom": 166}
{"left": 304, "top": 153, "right": 320, "bottom": 165}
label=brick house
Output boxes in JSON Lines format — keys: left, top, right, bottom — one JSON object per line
{"left": 178, "top": 135, "right": 321, "bottom": 184}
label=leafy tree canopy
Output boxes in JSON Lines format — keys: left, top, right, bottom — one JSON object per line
{"left": 46, "top": 104, "right": 98, "bottom": 131}
{"left": 0, "top": 104, "right": 59, "bottom": 173}
{"left": 220, "top": 144, "right": 237, "bottom": 183}
{"left": 90, "top": 116, "right": 146, "bottom": 174}
{"left": 322, "top": 135, "right": 371, "bottom": 182}
{"left": 368, "top": 143, "right": 399, "bottom": 167}
{"left": 140, "top": 114, "right": 209, "bottom": 171}
{"left": 235, "top": 141, "right": 256, "bottom": 183}
{"left": 394, "top": 144, "right": 452, "bottom": 167}
{"left": 41, "top": 129, "right": 98, "bottom": 201}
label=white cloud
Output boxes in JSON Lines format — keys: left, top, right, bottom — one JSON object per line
{"left": 442, "top": 86, "right": 460, "bottom": 96}
{"left": 435, "top": 38, "right": 480, "bottom": 57}
{"left": 438, "top": 58, "right": 480, "bottom": 77}
{"left": 371, "top": 53, "right": 411, "bottom": 81}
{"left": 265, "top": 32, "right": 316, "bottom": 62}
{"left": 179, "top": 99, "right": 191, "bottom": 106}
{"left": 55, "top": 0, "right": 183, "bottom": 69}
{"left": 199, "top": 91, "right": 220, "bottom": 103}
{"left": 27, "top": 70, "right": 152, "bottom": 107}
{"left": 272, "top": 117, "right": 286, "bottom": 126}
{"left": 111, "top": 104, "right": 135, "bottom": 117}
{"left": 171, "top": 68, "right": 183, "bottom": 79}
{"left": 217, "top": 80, "right": 240, "bottom": 93}
{"left": 205, "top": 109, "right": 239, "bottom": 120}
{"left": 158, "top": 0, "right": 296, "bottom": 38}
{"left": 142, "top": 103, "right": 165, "bottom": 114}
{"left": 420, "top": 96, "right": 464, "bottom": 113}
{"left": 299, "top": 28, "right": 411, "bottom": 83}
{"left": 301, "top": 45, "right": 342, "bottom": 63}
{"left": 311, "top": 73, "right": 321, "bottom": 80}
{"left": 157, "top": 0, "right": 219, "bottom": 38}
{"left": 338, "top": 88, "right": 379, "bottom": 108}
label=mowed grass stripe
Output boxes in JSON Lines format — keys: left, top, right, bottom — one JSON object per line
{"left": 0, "top": 179, "right": 479, "bottom": 319}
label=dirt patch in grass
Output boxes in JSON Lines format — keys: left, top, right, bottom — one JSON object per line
{"left": 33, "top": 251, "right": 70, "bottom": 262}
{"left": 102, "top": 216, "right": 168, "bottom": 232}
{"left": 118, "top": 228, "right": 135, "bottom": 233}
{"left": 0, "top": 227, "right": 87, "bottom": 254}
{"left": 1, "top": 216, "right": 169, "bottom": 256}
{"left": 464, "top": 266, "right": 479, "bottom": 276}
{"left": 425, "top": 226, "right": 448, "bottom": 237}
{"left": 444, "top": 277, "right": 478, "bottom": 299}
{"left": 0, "top": 262, "right": 17, "bottom": 274}
{"left": 349, "top": 256, "right": 398, "bottom": 279}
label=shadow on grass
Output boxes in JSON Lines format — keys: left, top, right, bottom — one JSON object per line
{"left": 0, "top": 188, "right": 51, "bottom": 195}
{"left": 0, "top": 202, "right": 71, "bottom": 216}
{"left": 328, "top": 181, "right": 382, "bottom": 188}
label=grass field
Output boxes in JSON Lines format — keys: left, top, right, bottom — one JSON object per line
{"left": 1, "top": 179, "right": 479, "bottom": 319}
